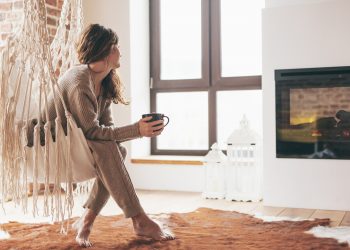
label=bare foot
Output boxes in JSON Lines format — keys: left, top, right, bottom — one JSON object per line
{"left": 132, "top": 213, "right": 175, "bottom": 241}
{"left": 72, "top": 209, "right": 96, "bottom": 248}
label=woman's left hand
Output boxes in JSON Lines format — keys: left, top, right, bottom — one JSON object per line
{"left": 138, "top": 117, "right": 165, "bottom": 137}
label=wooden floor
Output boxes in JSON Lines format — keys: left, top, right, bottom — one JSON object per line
{"left": 1, "top": 190, "right": 349, "bottom": 227}
{"left": 132, "top": 190, "right": 350, "bottom": 227}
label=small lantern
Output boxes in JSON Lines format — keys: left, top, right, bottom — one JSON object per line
{"left": 202, "top": 143, "right": 227, "bottom": 199}
{"left": 226, "top": 115, "right": 262, "bottom": 202}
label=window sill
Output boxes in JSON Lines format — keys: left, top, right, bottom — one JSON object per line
{"left": 130, "top": 155, "right": 204, "bottom": 166}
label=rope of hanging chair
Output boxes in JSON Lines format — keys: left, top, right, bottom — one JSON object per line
{"left": 0, "top": 0, "right": 85, "bottom": 233}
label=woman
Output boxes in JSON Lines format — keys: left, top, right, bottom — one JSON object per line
{"left": 47, "top": 23, "right": 174, "bottom": 247}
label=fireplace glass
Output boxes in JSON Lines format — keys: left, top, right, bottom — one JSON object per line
{"left": 275, "top": 66, "right": 350, "bottom": 159}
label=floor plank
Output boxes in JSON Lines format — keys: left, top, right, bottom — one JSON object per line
{"left": 278, "top": 208, "right": 315, "bottom": 219}
{"left": 1, "top": 190, "right": 349, "bottom": 229}
{"left": 250, "top": 204, "right": 285, "bottom": 216}
{"left": 340, "top": 212, "right": 350, "bottom": 226}
{"left": 227, "top": 201, "right": 260, "bottom": 215}
{"left": 310, "top": 210, "right": 345, "bottom": 227}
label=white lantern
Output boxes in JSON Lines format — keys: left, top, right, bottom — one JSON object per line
{"left": 226, "top": 115, "right": 263, "bottom": 202}
{"left": 202, "top": 143, "right": 227, "bottom": 199}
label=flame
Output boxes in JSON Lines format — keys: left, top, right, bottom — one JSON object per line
{"left": 290, "top": 116, "right": 317, "bottom": 125}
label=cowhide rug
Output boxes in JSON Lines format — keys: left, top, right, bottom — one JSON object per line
{"left": 0, "top": 208, "right": 348, "bottom": 249}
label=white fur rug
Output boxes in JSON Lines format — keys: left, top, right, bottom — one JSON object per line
{"left": 254, "top": 213, "right": 350, "bottom": 246}
{"left": 307, "top": 226, "right": 350, "bottom": 245}
{"left": 0, "top": 230, "right": 10, "bottom": 240}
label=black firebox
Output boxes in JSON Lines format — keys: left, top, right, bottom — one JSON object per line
{"left": 275, "top": 66, "right": 350, "bottom": 159}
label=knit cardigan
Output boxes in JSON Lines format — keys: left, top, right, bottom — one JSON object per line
{"left": 27, "top": 64, "right": 141, "bottom": 145}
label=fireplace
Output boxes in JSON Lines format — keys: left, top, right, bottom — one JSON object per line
{"left": 275, "top": 66, "right": 350, "bottom": 159}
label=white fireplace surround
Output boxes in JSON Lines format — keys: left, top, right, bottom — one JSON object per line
{"left": 263, "top": 0, "right": 350, "bottom": 210}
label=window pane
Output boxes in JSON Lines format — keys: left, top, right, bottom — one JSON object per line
{"left": 160, "top": 0, "right": 202, "bottom": 80}
{"left": 220, "top": 0, "right": 264, "bottom": 77}
{"left": 217, "top": 90, "right": 262, "bottom": 148}
{"left": 156, "top": 92, "right": 208, "bottom": 150}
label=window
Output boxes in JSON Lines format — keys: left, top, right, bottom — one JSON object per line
{"left": 156, "top": 91, "right": 209, "bottom": 150}
{"left": 150, "top": 0, "right": 264, "bottom": 155}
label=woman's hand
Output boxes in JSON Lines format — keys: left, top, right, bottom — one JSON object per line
{"left": 138, "top": 116, "right": 165, "bottom": 137}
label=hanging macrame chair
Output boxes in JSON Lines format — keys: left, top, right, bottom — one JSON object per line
{"left": 0, "top": 0, "right": 96, "bottom": 232}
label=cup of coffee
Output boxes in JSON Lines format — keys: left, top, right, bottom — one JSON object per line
{"left": 142, "top": 113, "right": 170, "bottom": 131}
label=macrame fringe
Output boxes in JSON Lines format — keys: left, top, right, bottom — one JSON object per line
{"left": 0, "top": 0, "right": 86, "bottom": 233}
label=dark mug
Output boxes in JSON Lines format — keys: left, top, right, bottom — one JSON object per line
{"left": 142, "top": 113, "right": 170, "bottom": 131}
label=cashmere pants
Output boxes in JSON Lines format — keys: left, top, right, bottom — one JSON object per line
{"left": 83, "top": 140, "right": 143, "bottom": 218}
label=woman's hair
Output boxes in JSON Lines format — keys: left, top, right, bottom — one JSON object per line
{"left": 76, "top": 23, "right": 129, "bottom": 105}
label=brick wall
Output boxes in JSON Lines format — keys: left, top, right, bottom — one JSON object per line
{"left": 290, "top": 87, "right": 350, "bottom": 125}
{"left": 45, "top": 0, "right": 64, "bottom": 41}
{"left": 0, "top": 0, "right": 63, "bottom": 48}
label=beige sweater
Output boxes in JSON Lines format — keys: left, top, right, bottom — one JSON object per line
{"left": 27, "top": 64, "right": 141, "bottom": 145}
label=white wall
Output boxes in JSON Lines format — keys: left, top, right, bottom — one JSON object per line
{"left": 82, "top": 0, "right": 203, "bottom": 192}
{"left": 266, "top": 0, "right": 333, "bottom": 8}
{"left": 263, "top": 0, "right": 350, "bottom": 210}
{"left": 83, "top": 0, "right": 151, "bottom": 156}
{"left": 128, "top": 164, "right": 205, "bottom": 192}
{"left": 82, "top": 0, "right": 133, "bottom": 150}
{"left": 129, "top": 0, "right": 151, "bottom": 157}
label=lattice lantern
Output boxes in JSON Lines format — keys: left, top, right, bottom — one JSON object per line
{"left": 225, "top": 115, "right": 262, "bottom": 202}
{"left": 202, "top": 143, "right": 227, "bottom": 199}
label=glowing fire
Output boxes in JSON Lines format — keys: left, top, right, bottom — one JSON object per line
{"left": 290, "top": 116, "right": 317, "bottom": 125}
